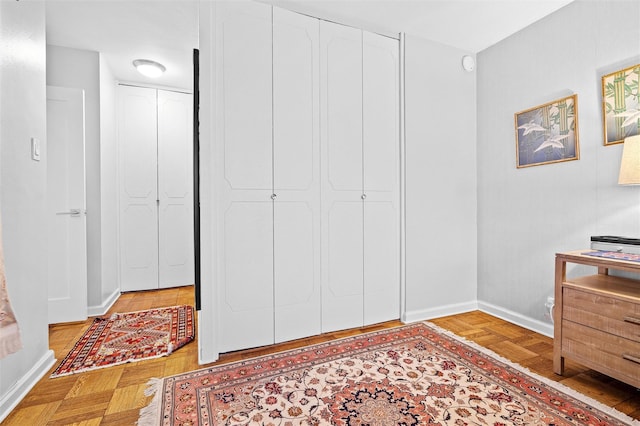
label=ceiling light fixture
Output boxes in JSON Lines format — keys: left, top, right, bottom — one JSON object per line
{"left": 133, "top": 59, "right": 166, "bottom": 78}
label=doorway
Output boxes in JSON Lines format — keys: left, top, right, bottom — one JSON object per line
{"left": 46, "top": 86, "right": 88, "bottom": 324}
{"left": 45, "top": 1, "right": 199, "bottom": 318}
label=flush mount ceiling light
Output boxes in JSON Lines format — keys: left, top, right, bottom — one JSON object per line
{"left": 133, "top": 59, "right": 166, "bottom": 78}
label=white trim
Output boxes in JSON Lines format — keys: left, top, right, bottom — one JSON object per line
{"left": 0, "top": 350, "right": 55, "bottom": 423}
{"left": 403, "top": 300, "right": 478, "bottom": 323}
{"left": 87, "top": 288, "right": 120, "bottom": 317}
{"left": 399, "top": 32, "right": 407, "bottom": 329}
{"left": 197, "top": 0, "right": 219, "bottom": 365}
{"left": 478, "top": 300, "right": 554, "bottom": 338}
{"left": 115, "top": 80, "right": 192, "bottom": 95}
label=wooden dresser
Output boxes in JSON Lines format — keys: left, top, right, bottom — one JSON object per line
{"left": 554, "top": 250, "right": 640, "bottom": 388}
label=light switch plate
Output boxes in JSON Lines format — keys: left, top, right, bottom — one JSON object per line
{"left": 31, "top": 137, "right": 40, "bottom": 161}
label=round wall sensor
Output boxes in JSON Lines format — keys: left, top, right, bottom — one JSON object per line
{"left": 462, "top": 55, "right": 475, "bottom": 72}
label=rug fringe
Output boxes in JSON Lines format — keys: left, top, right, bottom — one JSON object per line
{"left": 51, "top": 351, "right": 172, "bottom": 378}
{"left": 137, "top": 377, "right": 164, "bottom": 426}
{"left": 421, "top": 321, "right": 640, "bottom": 426}
{"left": 112, "top": 305, "right": 192, "bottom": 317}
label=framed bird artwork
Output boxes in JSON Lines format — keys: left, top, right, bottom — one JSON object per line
{"left": 601, "top": 63, "right": 640, "bottom": 146}
{"left": 514, "top": 94, "right": 579, "bottom": 168}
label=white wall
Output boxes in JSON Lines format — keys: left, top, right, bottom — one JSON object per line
{"left": 0, "top": 1, "right": 55, "bottom": 420}
{"left": 98, "top": 55, "right": 119, "bottom": 314}
{"left": 477, "top": 0, "right": 640, "bottom": 336}
{"left": 46, "top": 45, "right": 109, "bottom": 311}
{"left": 404, "top": 35, "right": 478, "bottom": 322}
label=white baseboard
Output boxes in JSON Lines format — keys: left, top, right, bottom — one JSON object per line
{"left": 403, "top": 300, "right": 478, "bottom": 323}
{"left": 402, "top": 299, "right": 554, "bottom": 339}
{"left": 87, "top": 288, "right": 120, "bottom": 317}
{"left": 478, "top": 300, "right": 554, "bottom": 338}
{"left": 0, "top": 350, "right": 55, "bottom": 423}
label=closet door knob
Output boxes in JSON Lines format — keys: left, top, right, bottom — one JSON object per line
{"left": 361, "top": 194, "right": 367, "bottom": 200}
{"left": 271, "top": 194, "right": 277, "bottom": 200}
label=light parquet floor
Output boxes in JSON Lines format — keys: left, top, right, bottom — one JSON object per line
{"left": 3, "top": 286, "right": 639, "bottom": 425}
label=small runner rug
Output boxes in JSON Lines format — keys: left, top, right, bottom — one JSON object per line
{"left": 139, "top": 322, "right": 638, "bottom": 426}
{"left": 51, "top": 305, "right": 194, "bottom": 378}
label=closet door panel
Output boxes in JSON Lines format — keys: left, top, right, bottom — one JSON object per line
{"left": 158, "top": 90, "right": 194, "bottom": 288}
{"left": 363, "top": 33, "right": 399, "bottom": 194}
{"left": 273, "top": 8, "right": 318, "bottom": 191}
{"left": 220, "top": 201, "right": 274, "bottom": 351}
{"left": 220, "top": 2, "right": 272, "bottom": 190}
{"left": 322, "top": 201, "right": 363, "bottom": 332}
{"left": 322, "top": 22, "right": 362, "bottom": 192}
{"left": 120, "top": 205, "right": 157, "bottom": 288}
{"left": 118, "top": 85, "right": 159, "bottom": 291}
{"left": 364, "top": 202, "right": 399, "bottom": 324}
{"left": 273, "top": 8, "right": 321, "bottom": 343}
{"left": 274, "top": 201, "right": 319, "bottom": 342}
{"left": 216, "top": 1, "right": 274, "bottom": 352}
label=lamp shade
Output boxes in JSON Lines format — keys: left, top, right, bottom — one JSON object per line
{"left": 618, "top": 134, "right": 640, "bottom": 185}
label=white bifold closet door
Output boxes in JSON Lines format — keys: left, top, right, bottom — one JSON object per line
{"left": 320, "top": 21, "right": 400, "bottom": 333}
{"left": 362, "top": 32, "right": 400, "bottom": 325}
{"left": 215, "top": 3, "right": 320, "bottom": 352}
{"left": 118, "top": 85, "right": 194, "bottom": 292}
{"left": 119, "top": 85, "right": 159, "bottom": 291}
{"left": 320, "top": 22, "right": 364, "bottom": 332}
{"left": 157, "top": 90, "right": 195, "bottom": 288}
{"left": 273, "top": 7, "right": 321, "bottom": 344}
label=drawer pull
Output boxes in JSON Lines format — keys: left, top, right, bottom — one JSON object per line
{"left": 623, "top": 316, "right": 640, "bottom": 326}
{"left": 622, "top": 354, "right": 640, "bottom": 365}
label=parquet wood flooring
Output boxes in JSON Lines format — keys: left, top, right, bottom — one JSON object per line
{"left": 3, "top": 287, "right": 639, "bottom": 425}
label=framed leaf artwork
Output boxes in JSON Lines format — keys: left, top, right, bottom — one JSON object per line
{"left": 602, "top": 63, "right": 640, "bottom": 146}
{"left": 514, "top": 94, "right": 579, "bottom": 168}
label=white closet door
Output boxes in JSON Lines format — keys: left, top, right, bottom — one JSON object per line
{"left": 216, "top": 1, "right": 274, "bottom": 352}
{"left": 320, "top": 21, "right": 364, "bottom": 333}
{"left": 118, "top": 85, "right": 159, "bottom": 292}
{"left": 363, "top": 32, "right": 400, "bottom": 324}
{"left": 157, "top": 90, "right": 194, "bottom": 289}
{"left": 273, "top": 8, "right": 320, "bottom": 343}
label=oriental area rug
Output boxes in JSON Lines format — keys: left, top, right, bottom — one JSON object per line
{"left": 51, "top": 305, "right": 194, "bottom": 378}
{"left": 139, "top": 323, "right": 638, "bottom": 426}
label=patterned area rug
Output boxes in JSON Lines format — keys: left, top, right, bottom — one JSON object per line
{"left": 51, "top": 305, "right": 194, "bottom": 378}
{"left": 139, "top": 323, "right": 638, "bottom": 426}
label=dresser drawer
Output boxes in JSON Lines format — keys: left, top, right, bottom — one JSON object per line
{"left": 563, "top": 287, "right": 640, "bottom": 343}
{"left": 562, "top": 320, "right": 640, "bottom": 388}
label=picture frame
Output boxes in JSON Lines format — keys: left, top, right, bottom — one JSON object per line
{"left": 514, "top": 94, "right": 579, "bottom": 168}
{"left": 601, "top": 63, "right": 640, "bottom": 146}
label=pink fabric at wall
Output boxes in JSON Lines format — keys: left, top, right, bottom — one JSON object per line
{"left": 0, "top": 216, "right": 22, "bottom": 359}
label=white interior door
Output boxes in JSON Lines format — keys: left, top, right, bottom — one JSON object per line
{"left": 273, "top": 7, "right": 321, "bottom": 343}
{"left": 157, "top": 90, "right": 194, "bottom": 288}
{"left": 216, "top": 1, "right": 274, "bottom": 352}
{"left": 118, "top": 85, "right": 159, "bottom": 292}
{"left": 47, "top": 86, "right": 88, "bottom": 324}
{"left": 320, "top": 21, "right": 364, "bottom": 333}
{"left": 363, "top": 32, "right": 400, "bottom": 325}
